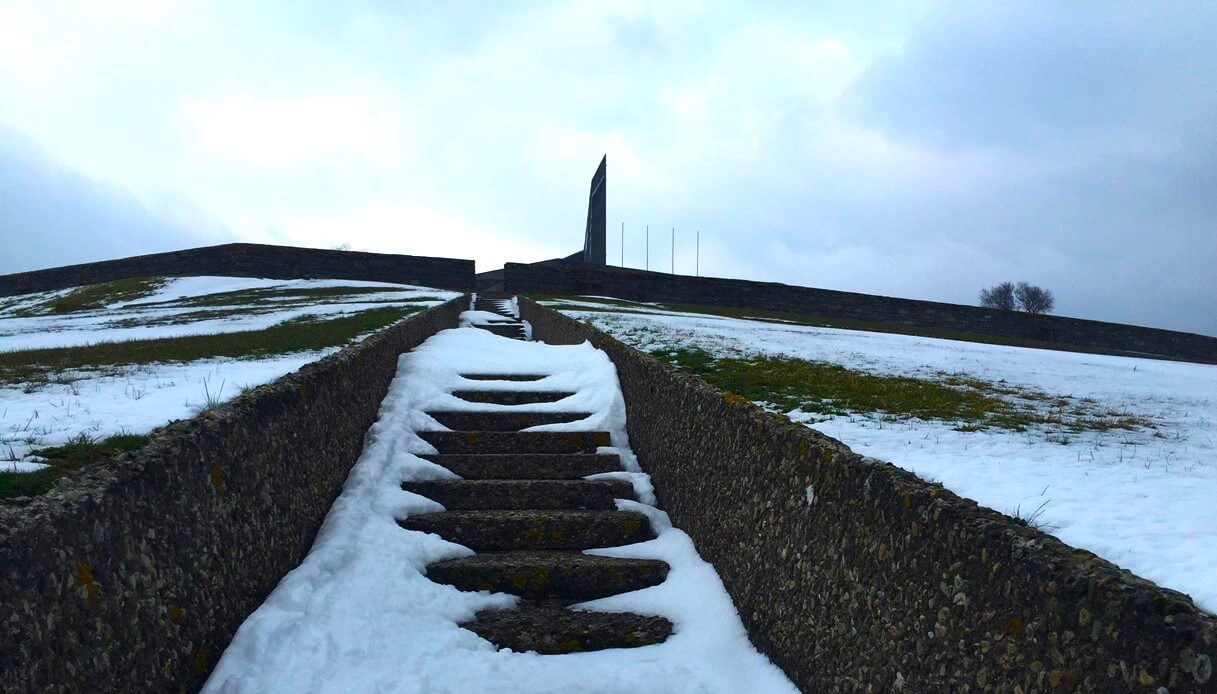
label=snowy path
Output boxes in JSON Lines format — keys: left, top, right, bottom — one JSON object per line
{"left": 204, "top": 307, "right": 793, "bottom": 693}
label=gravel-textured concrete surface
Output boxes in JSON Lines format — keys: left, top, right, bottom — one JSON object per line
{"left": 403, "top": 479, "right": 633, "bottom": 510}
{"left": 426, "top": 550, "right": 670, "bottom": 600}
{"left": 418, "top": 453, "right": 623, "bottom": 479}
{"left": 400, "top": 509, "right": 654, "bottom": 551}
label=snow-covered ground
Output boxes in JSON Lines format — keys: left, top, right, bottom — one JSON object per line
{"left": 1, "top": 277, "right": 457, "bottom": 467}
{"left": 551, "top": 302, "right": 1217, "bottom": 614}
{"left": 205, "top": 326, "right": 794, "bottom": 694}
{"left": 0, "top": 276, "right": 452, "bottom": 351}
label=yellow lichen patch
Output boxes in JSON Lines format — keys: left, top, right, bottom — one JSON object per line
{"left": 902, "top": 494, "right": 912, "bottom": 509}
{"left": 798, "top": 440, "right": 809, "bottom": 459}
{"left": 193, "top": 646, "right": 208, "bottom": 674}
{"left": 531, "top": 566, "right": 549, "bottom": 584}
{"left": 209, "top": 465, "right": 224, "bottom": 492}
{"left": 74, "top": 563, "right": 101, "bottom": 606}
{"left": 549, "top": 530, "right": 566, "bottom": 544}
{"left": 1138, "top": 670, "right": 1155, "bottom": 686}
{"left": 592, "top": 432, "right": 611, "bottom": 447}
{"left": 722, "top": 392, "right": 751, "bottom": 407}
{"left": 465, "top": 432, "right": 479, "bottom": 446}
{"left": 623, "top": 517, "right": 642, "bottom": 535}
{"left": 1004, "top": 616, "right": 1024, "bottom": 640}
{"left": 567, "top": 433, "right": 584, "bottom": 448}
{"left": 510, "top": 572, "right": 528, "bottom": 590}
{"left": 1049, "top": 670, "right": 1062, "bottom": 688}
{"left": 558, "top": 640, "right": 584, "bottom": 653}
{"left": 168, "top": 604, "right": 185, "bottom": 623}
{"left": 1078, "top": 608, "right": 1092, "bottom": 627}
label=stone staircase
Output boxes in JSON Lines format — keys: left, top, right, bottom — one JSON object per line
{"left": 401, "top": 294, "right": 673, "bottom": 654}
{"left": 466, "top": 294, "right": 529, "bottom": 340}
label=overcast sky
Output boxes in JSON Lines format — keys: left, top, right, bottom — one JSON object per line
{"left": 1, "top": 2, "right": 1214, "bottom": 335}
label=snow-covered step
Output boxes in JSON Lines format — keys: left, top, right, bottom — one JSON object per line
{"left": 463, "top": 602, "right": 672, "bottom": 654}
{"left": 451, "top": 389, "right": 575, "bottom": 405}
{"left": 418, "top": 430, "right": 611, "bottom": 454}
{"left": 425, "top": 550, "right": 669, "bottom": 600}
{"left": 459, "top": 373, "right": 547, "bottom": 381}
{"left": 399, "top": 509, "right": 654, "bottom": 550}
{"left": 426, "top": 410, "right": 592, "bottom": 431}
{"left": 470, "top": 322, "right": 528, "bottom": 339}
{"left": 403, "top": 479, "right": 633, "bottom": 510}
{"left": 416, "top": 453, "right": 623, "bottom": 479}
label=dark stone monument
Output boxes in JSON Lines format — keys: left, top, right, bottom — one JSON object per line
{"left": 581, "top": 155, "right": 607, "bottom": 265}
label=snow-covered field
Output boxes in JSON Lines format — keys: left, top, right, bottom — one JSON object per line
{"left": 550, "top": 301, "right": 1217, "bottom": 614}
{"left": 1, "top": 277, "right": 457, "bottom": 468}
{"left": 205, "top": 326, "right": 794, "bottom": 693}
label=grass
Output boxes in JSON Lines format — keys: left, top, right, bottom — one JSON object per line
{"left": 1, "top": 432, "right": 149, "bottom": 500}
{"left": 0, "top": 305, "right": 419, "bottom": 386}
{"left": 646, "top": 345, "right": 1149, "bottom": 433}
{"left": 40, "top": 277, "right": 167, "bottom": 314}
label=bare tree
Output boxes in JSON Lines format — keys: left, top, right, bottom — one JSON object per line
{"left": 1015, "top": 282, "right": 1055, "bottom": 314}
{"left": 979, "top": 281, "right": 1017, "bottom": 310}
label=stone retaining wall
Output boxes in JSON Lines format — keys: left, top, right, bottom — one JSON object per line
{"left": 505, "top": 262, "right": 1217, "bottom": 364}
{"left": 0, "top": 243, "right": 475, "bottom": 296}
{"left": 520, "top": 298, "right": 1217, "bottom": 692}
{"left": 0, "top": 298, "right": 465, "bottom": 692}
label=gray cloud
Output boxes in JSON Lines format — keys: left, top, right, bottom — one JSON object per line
{"left": 0, "top": 125, "right": 230, "bottom": 274}
{"left": 0, "top": 2, "right": 1212, "bottom": 335}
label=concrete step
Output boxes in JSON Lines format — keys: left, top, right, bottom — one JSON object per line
{"left": 420, "top": 453, "right": 622, "bottom": 479}
{"left": 400, "top": 509, "right": 654, "bottom": 550}
{"left": 425, "top": 411, "right": 592, "bottom": 431}
{"left": 403, "top": 479, "right": 634, "bottom": 510}
{"left": 426, "top": 550, "right": 669, "bottom": 600}
{"left": 473, "top": 323, "right": 527, "bottom": 339}
{"left": 460, "top": 374, "right": 548, "bottom": 382}
{"left": 451, "top": 390, "right": 574, "bottom": 405}
{"left": 464, "top": 602, "right": 672, "bottom": 653}
{"left": 419, "top": 431, "right": 610, "bottom": 454}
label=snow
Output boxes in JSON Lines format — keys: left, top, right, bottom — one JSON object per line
{"left": 204, "top": 326, "right": 795, "bottom": 693}
{"left": 1, "top": 353, "right": 334, "bottom": 469}
{"left": 555, "top": 304, "right": 1217, "bottom": 614}
{"left": 0, "top": 276, "right": 458, "bottom": 466}
{"left": 0, "top": 276, "right": 457, "bottom": 351}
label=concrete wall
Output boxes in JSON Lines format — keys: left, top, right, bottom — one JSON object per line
{"left": 520, "top": 298, "right": 1216, "bottom": 692}
{"left": 0, "top": 243, "right": 475, "bottom": 296}
{"left": 505, "top": 262, "right": 1217, "bottom": 364}
{"left": 0, "top": 299, "right": 465, "bottom": 692}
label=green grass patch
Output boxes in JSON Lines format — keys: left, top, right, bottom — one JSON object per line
{"left": 646, "top": 346, "right": 1149, "bottom": 433}
{"left": 1, "top": 433, "right": 149, "bottom": 500}
{"left": 0, "top": 305, "right": 419, "bottom": 386}
{"left": 41, "top": 277, "right": 167, "bottom": 314}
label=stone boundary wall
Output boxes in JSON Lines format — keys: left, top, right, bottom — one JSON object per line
{"left": 519, "top": 298, "right": 1216, "bottom": 692}
{"left": 504, "top": 262, "right": 1217, "bottom": 364}
{"left": 0, "top": 298, "right": 466, "bottom": 692}
{"left": 0, "top": 243, "right": 475, "bottom": 296}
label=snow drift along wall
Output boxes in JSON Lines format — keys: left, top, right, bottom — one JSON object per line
{"left": 0, "top": 243, "right": 475, "bottom": 296}
{"left": 504, "top": 262, "right": 1217, "bottom": 364}
{"left": 0, "top": 298, "right": 465, "bottom": 692}
{"left": 519, "top": 298, "right": 1216, "bottom": 692}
